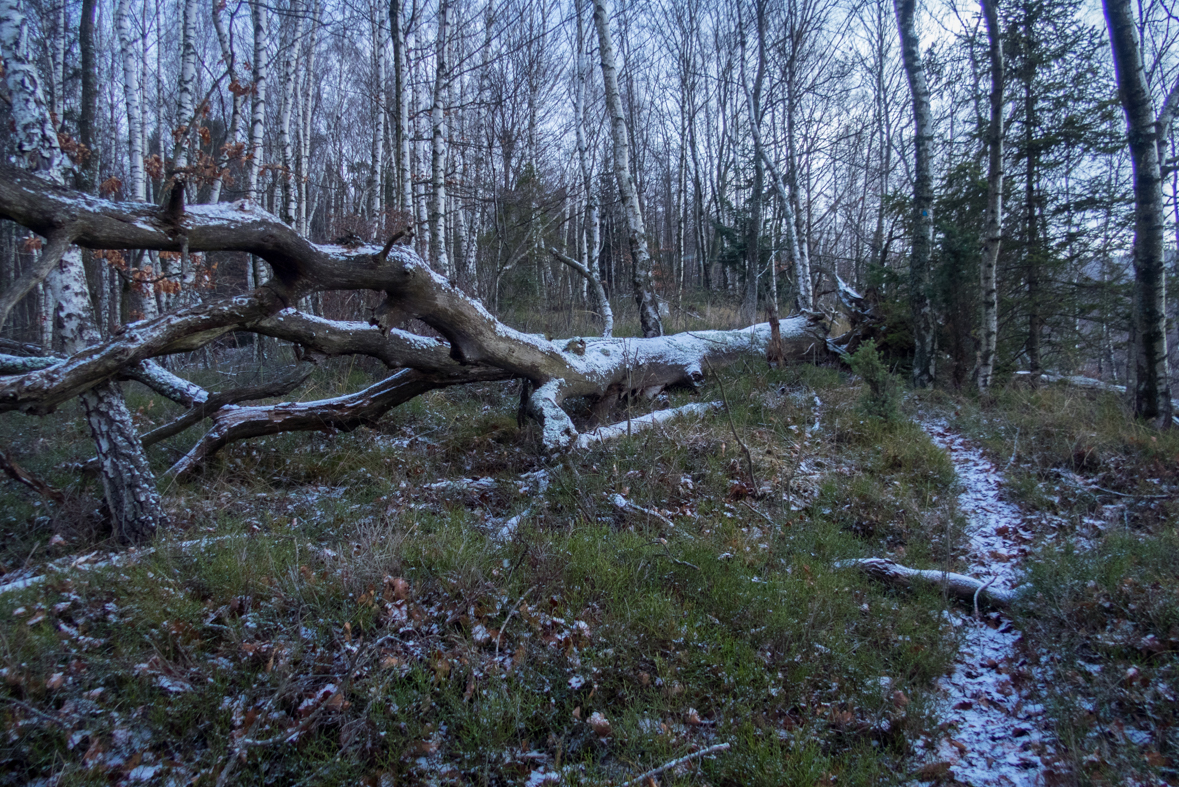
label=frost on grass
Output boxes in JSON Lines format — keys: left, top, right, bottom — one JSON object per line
{"left": 915, "top": 421, "right": 1061, "bottom": 786}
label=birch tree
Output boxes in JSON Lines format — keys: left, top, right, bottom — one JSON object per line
{"left": 593, "top": 0, "right": 661, "bottom": 338}
{"left": 894, "top": 0, "right": 935, "bottom": 387}
{"left": 977, "top": 0, "right": 1003, "bottom": 393}
{"left": 1104, "top": 0, "right": 1175, "bottom": 426}
{"left": 429, "top": 0, "right": 449, "bottom": 272}
{"left": 0, "top": 0, "right": 166, "bottom": 542}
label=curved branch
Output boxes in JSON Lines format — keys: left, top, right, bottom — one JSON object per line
{"left": 0, "top": 231, "right": 70, "bottom": 329}
{"left": 166, "top": 368, "right": 503, "bottom": 479}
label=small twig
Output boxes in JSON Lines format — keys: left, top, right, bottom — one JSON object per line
{"left": 611, "top": 493, "right": 676, "bottom": 530}
{"left": 1057, "top": 471, "right": 1174, "bottom": 500}
{"left": 742, "top": 501, "right": 776, "bottom": 528}
{"left": 973, "top": 575, "right": 997, "bottom": 620}
{"left": 0, "top": 695, "right": 69, "bottom": 727}
{"left": 616, "top": 742, "right": 731, "bottom": 787}
{"left": 0, "top": 450, "right": 64, "bottom": 502}
{"left": 646, "top": 539, "right": 700, "bottom": 571}
{"left": 494, "top": 585, "right": 536, "bottom": 655}
{"left": 703, "top": 358, "right": 758, "bottom": 493}
{"left": 1004, "top": 428, "right": 1020, "bottom": 471}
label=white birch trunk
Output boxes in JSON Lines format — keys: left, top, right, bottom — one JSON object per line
{"left": 210, "top": 0, "right": 243, "bottom": 205}
{"left": 173, "top": 0, "right": 199, "bottom": 172}
{"left": 895, "top": 0, "right": 936, "bottom": 388}
{"left": 1104, "top": 0, "right": 1174, "bottom": 425}
{"left": 575, "top": 3, "right": 612, "bottom": 337}
{"left": 298, "top": 0, "right": 320, "bottom": 235}
{"left": 978, "top": 0, "right": 1003, "bottom": 393}
{"left": 593, "top": 0, "right": 661, "bottom": 337}
{"left": 279, "top": 0, "right": 305, "bottom": 226}
{"left": 429, "top": 0, "right": 449, "bottom": 272}
{"left": 116, "top": 0, "right": 146, "bottom": 202}
{"left": 247, "top": 0, "right": 268, "bottom": 203}
{"left": 0, "top": 0, "right": 164, "bottom": 542}
{"left": 368, "top": 6, "right": 386, "bottom": 228}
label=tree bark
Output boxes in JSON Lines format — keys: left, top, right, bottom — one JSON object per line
{"left": 593, "top": 0, "right": 662, "bottom": 338}
{"left": 279, "top": 0, "right": 306, "bottom": 226}
{"left": 977, "top": 0, "right": 1003, "bottom": 394}
{"left": 247, "top": 0, "right": 268, "bottom": 203}
{"left": 115, "top": 0, "right": 146, "bottom": 203}
{"left": 1104, "top": 0, "right": 1174, "bottom": 426}
{"left": 894, "top": 0, "right": 935, "bottom": 388}
{"left": 172, "top": 0, "right": 200, "bottom": 173}
{"left": 0, "top": 162, "right": 835, "bottom": 459}
{"left": 0, "top": 0, "right": 165, "bottom": 542}
{"left": 429, "top": 0, "right": 449, "bottom": 272}
{"left": 210, "top": 0, "right": 244, "bottom": 206}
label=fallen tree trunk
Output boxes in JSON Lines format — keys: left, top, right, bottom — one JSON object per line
{"left": 837, "top": 557, "right": 1018, "bottom": 608}
{"left": 0, "top": 160, "right": 834, "bottom": 478}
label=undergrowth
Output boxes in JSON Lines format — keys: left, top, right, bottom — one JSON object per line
{"left": 951, "top": 385, "right": 1179, "bottom": 786}
{"left": 1, "top": 358, "right": 971, "bottom": 785}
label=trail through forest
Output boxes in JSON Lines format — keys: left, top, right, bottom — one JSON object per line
{"left": 914, "top": 421, "right": 1058, "bottom": 786}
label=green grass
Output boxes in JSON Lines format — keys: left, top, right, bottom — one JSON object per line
{"left": 949, "top": 382, "right": 1179, "bottom": 785}
{"left": 1, "top": 359, "right": 973, "bottom": 785}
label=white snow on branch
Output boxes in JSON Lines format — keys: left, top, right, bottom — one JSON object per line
{"left": 575, "top": 402, "right": 722, "bottom": 449}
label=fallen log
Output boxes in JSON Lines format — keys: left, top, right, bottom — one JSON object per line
{"left": 836, "top": 557, "right": 1019, "bottom": 609}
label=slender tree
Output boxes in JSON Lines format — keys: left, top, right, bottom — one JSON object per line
{"left": 1104, "top": 0, "right": 1174, "bottom": 426}
{"left": 978, "top": 0, "right": 1003, "bottom": 393}
{"left": 894, "top": 0, "right": 936, "bottom": 387}
{"left": 593, "top": 0, "right": 662, "bottom": 337}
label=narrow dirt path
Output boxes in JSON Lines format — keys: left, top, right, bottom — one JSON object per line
{"left": 913, "top": 420, "right": 1060, "bottom": 786}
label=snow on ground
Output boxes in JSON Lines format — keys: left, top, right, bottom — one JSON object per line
{"left": 915, "top": 420, "right": 1059, "bottom": 786}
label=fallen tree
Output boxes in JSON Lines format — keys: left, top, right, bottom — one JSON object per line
{"left": 0, "top": 160, "right": 837, "bottom": 541}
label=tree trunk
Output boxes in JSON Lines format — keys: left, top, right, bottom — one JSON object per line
{"left": 0, "top": 0, "right": 165, "bottom": 542}
{"left": 210, "top": 0, "right": 244, "bottom": 206}
{"left": 1104, "top": 0, "right": 1174, "bottom": 426}
{"left": 247, "top": 0, "right": 268, "bottom": 203}
{"left": 575, "top": 2, "right": 612, "bottom": 337}
{"left": 429, "top": 0, "right": 449, "bottom": 272}
{"left": 977, "top": 0, "right": 1003, "bottom": 393}
{"left": 279, "top": 0, "right": 305, "bottom": 226}
{"left": 172, "top": 0, "right": 199, "bottom": 172}
{"left": 894, "top": 0, "right": 935, "bottom": 388}
{"left": 593, "top": 0, "right": 662, "bottom": 338}
{"left": 115, "top": 0, "right": 146, "bottom": 203}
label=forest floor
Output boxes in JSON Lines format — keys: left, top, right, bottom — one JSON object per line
{"left": 0, "top": 351, "right": 1176, "bottom": 786}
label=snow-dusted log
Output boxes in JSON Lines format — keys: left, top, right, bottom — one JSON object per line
{"left": 575, "top": 402, "right": 722, "bottom": 449}
{"left": 0, "top": 161, "right": 832, "bottom": 459}
{"left": 166, "top": 369, "right": 478, "bottom": 479}
{"left": 838, "top": 557, "right": 1017, "bottom": 608}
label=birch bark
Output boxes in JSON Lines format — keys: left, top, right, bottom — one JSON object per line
{"left": 1104, "top": 0, "right": 1173, "bottom": 426}
{"left": 0, "top": 0, "right": 165, "bottom": 542}
{"left": 172, "top": 0, "right": 199, "bottom": 172}
{"left": 429, "top": 0, "right": 449, "bottom": 272}
{"left": 210, "top": 0, "right": 243, "bottom": 205}
{"left": 575, "top": 1, "right": 612, "bottom": 336}
{"left": 894, "top": 0, "right": 935, "bottom": 387}
{"left": 116, "top": 0, "right": 146, "bottom": 203}
{"left": 593, "top": 0, "right": 661, "bottom": 337}
{"left": 279, "top": 0, "right": 305, "bottom": 226}
{"left": 978, "top": 0, "right": 1003, "bottom": 393}
{"left": 247, "top": 0, "right": 268, "bottom": 203}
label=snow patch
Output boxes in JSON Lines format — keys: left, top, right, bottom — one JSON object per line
{"left": 916, "top": 419, "right": 1059, "bottom": 786}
